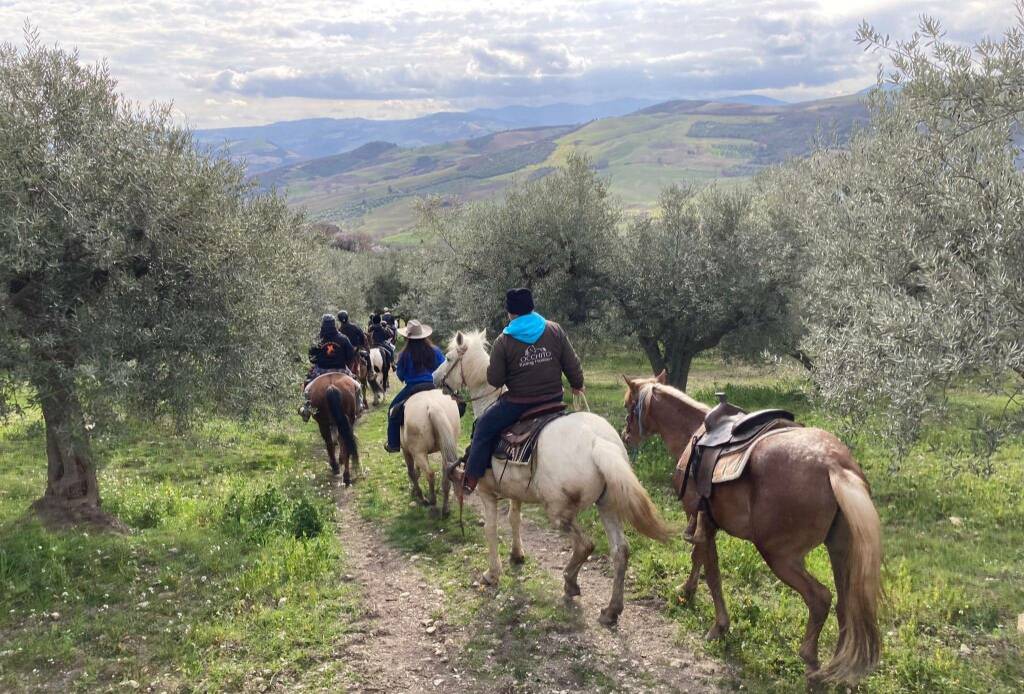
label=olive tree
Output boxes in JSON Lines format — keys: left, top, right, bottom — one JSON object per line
{"left": 610, "top": 185, "right": 800, "bottom": 389}
{"left": 0, "top": 33, "right": 331, "bottom": 524}
{"left": 783, "top": 11, "right": 1024, "bottom": 448}
{"left": 411, "top": 153, "right": 620, "bottom": 338}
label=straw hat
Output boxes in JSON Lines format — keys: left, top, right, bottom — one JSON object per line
{"left": 398, "top": 319, "right": 433, "bottom": 340}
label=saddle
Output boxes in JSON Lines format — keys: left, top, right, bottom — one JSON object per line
{"left": 495, "top": 401, "right": 568, "bottom": 465}
{"left": 675, "top": 392, "right": 799, "bottom": 506}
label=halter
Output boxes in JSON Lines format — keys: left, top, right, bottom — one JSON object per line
{"left": 628, "top": 383, "right": 655, "bottom": 439}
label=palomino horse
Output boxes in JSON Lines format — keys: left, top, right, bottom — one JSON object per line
{"left": 305, "top": 372, "right": 361, "bottom": 485}
{"left": 622, "top": 371, "right": 882, "bottom": 685}
{"left": 433, "top": 331, "right": 672, "bottom": 626}
{"left": 398, "top": 390, "right": 461, "bottom": 516}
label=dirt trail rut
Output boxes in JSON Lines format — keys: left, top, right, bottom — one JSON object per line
{"left": 330, "top": 467, "right": 726, "bottom": 692}
{"left": 511, "top": 506, "right": 727, "bottom": 692}
{"left": 331, "top": 483, "right": 469, "bottom": 693}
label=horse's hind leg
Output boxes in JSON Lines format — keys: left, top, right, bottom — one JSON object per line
{"left": 423, "top": 455, "right": 438, "bottom": 509}
{"left": 596, "top": 504, "right": 627, "bottom": 626}
{"left": 760, "top": 548, "right": 832, "bottom": 676}
{"left": 508, "top": 500, "right": 526, "bottom": 565}
{"left": 440, "top": 463, "right": 452, "bottom": 518}
{"left": 702, "top": 532, "right": 730, "bottom": 640}
{"left": 559, "top": 516, "right": 595, "bottom": 600}
{"left": 318, "top": 419, "right": 340, "bottom": 475}
{"left": 404, "top": 450, "right": 427, "bottom": 505}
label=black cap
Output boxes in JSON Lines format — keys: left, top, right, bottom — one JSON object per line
{"left": 337, "top": 310, "right": 349, "bottom": 323}
{"left": 505, "top": 288, "right": 534, "bottom": 316}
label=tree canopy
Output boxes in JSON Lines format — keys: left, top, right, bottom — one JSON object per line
{"left": 0, "top": 32, "right": 337, "bottom": 522}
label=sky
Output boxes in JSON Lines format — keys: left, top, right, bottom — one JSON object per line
{"left": 0, "top": 1, "right": 1015, "bottom": 128}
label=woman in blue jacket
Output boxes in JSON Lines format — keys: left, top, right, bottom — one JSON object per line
{"left": 384, "top": 319, "right": 446, "bottom": 453}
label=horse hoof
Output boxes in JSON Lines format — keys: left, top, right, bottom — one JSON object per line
{"left": 563, "top": 579, "right": 581, "bottom": 598}
{"left": 705, "top": 624, "right": 728, "bottom": 641}
{"left": 480, "top": 571, "right": 498, "bottom": 586}
{"left": 330, "top": 465, "right": 340, "bottom": 476}
{"left": 597, "top": 608, "right": 619, "bottom": 627}
{"left": 510, "top": 552, "right": 526, "bottom": 566}
{"left": 343, "top": 472, "right": 352, "bottom": 486}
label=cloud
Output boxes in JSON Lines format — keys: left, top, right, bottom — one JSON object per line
{"left": 0, "top": 0, "right": 1016, "bottom": 127}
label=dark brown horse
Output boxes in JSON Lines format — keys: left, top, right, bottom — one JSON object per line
{"left": 306, "top": 372, "right": 361, "bottom": 484}
{"left": 622, "top": 371, "right": 882, "bottom": 686}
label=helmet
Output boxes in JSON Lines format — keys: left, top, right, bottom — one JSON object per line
{"left": 337, "top": 310, "right": 349, "bottom": 323}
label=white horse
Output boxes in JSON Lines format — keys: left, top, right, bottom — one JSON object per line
{"left": 399, "top": 390, "right": 461, "bottom": 516}
{"left": 432, "top": 330, "right": 672, "bottom": 625}
{"left": 367, "top": 347, "right": 388, "bottom": 403}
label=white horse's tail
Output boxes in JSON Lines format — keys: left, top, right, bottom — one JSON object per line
{"left": 593, "top": 439, "right": 672, "bottom": 543}
{"left": 427, "top": 404, "right": 459, "bottom": 466}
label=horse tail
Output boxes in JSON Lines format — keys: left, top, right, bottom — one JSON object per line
{"left": 592, "top": 439, "right": 672, "bottom": 543}
{"left": 427, "top": 404, "right": 459, "bottom": 466}
{"left": 325, "top": 385, "right": 359, "bottom": 465}
{"left": 820, "top": 466, "right": 882, "bottom": 684}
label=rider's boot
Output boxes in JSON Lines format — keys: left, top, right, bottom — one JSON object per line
{"left": 298, "top": 399, "right": 313, "bottom": 423}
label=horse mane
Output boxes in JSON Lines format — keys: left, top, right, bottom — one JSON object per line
{"left": 651, "top": 383, "right": 710, "bottom": 414}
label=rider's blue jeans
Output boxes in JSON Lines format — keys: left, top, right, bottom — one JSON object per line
{"left": 465, "top": 395, "right": 561, "bottom": 480}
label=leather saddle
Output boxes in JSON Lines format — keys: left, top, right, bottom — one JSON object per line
{"left": 495, "top": 401, "right": 568, "bottom": 465}
{"left": 681, "top": 393, "right": 797, "bottom": 502}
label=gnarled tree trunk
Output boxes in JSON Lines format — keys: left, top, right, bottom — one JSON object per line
{"left": 29, "top": 375, "right": 119, "bottom": 528}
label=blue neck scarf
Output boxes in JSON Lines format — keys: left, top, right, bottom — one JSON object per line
{"left": 503, "top": 312, "right": 547, "bottom": 345}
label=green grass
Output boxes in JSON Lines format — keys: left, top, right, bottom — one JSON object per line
{"left": 1, "top": 352, "right": 1021, "bottom": 691}
{"left": 0, "top": 411, "right": 362, "bottom": 691}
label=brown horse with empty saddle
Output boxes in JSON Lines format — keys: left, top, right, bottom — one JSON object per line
{"left": 306, "top": 372, "right": 361, "bottom": 484}
{"left": 622, "top": 371, "right": 882, "bottom": 686}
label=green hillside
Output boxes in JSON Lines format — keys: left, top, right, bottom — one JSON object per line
{"left": 260, "top": 94, "right": 868, "bottom": 241}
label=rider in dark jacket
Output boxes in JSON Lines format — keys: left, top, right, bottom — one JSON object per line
{"left": 299, "top": 315, "right": 357, "bottom": 422}
{"left": 337, "top": 311, "right": 366, "bottom": 350}
{"left": 368, "top": 314, "right": 395, "bottom": 361}
{"left": 309, "top": 314, "right": 355, "bottom": 372}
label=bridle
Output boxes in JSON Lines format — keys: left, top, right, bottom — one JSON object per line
{"left": 439, "top": 348, "right": 499, "bottom": 404}
{"left": 626, "top": 383, "right": 655, "bottom": 440}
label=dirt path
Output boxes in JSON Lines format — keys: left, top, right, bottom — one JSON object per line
{"left": 510, "top": 507, "right": 727, "bottom": 692}
{"left": 330, "top": 483, "right": 469, "bottom": 693}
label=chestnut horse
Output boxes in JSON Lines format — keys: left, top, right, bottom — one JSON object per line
{"left": 306, "top": 372, "right": 361, "bottom": 484}
{"left": 622, "top": 371, "right": 882, "bottom": 686}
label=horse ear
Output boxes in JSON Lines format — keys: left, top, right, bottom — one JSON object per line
{"left": 456, "top": 331, "right": 464, "bottom": 346}
{"left": 622, "top": 374, "right": 636, "bottom": 391}
{"left": 655, "top": 369, "right": 668, "bottom": 384}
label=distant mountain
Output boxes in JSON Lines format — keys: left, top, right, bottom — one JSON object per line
{"left": 716, "top": 94, "right": 789, "bottom": 106}
{"left": 194, "top": 99, "right": 656, "bottom": 173}
{"left": 260, "top": 92, "right": 870, "bottom": 242}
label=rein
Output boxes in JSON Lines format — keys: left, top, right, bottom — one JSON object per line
{"left": 440, "top": 350, "right": 499, "bottom": 404}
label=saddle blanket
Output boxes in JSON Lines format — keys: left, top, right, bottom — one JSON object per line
{"left": 676, "top": 421, "right": 800, "bottom": 485}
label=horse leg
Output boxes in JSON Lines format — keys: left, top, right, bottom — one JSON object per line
{"left": 702, "top": 532, "right": 730, "bottom": 640}
{"left": 682, "top": 541, "right": 703, "bottom": 603}
{"left": 318, "top": 419, "right": 339, "bottom": 475}
{"left": 596, "top": 504, "right": 628, "bottom": 626}
{"left": 508, "top": 500, "right": 526, "bottom": 565}
{"left": 403, "top": 450, "right": 426, "bottom": 505}
{"left": 760, "top": 548, "right": 832, "bottom": 677}
{"left": 480, "top": 491, "right": 502, "bottom": 586}
{"left": 560, "top": 516, "right": 594, "bottom": 601}
{"left": 440, "top": 461, "right": 452, "bottom": 518}
{"left": 825, "top": 516, "right": 852, "bottom": 661}
{"left": 423, "top": 455, "right": 438, "bottom": 510}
